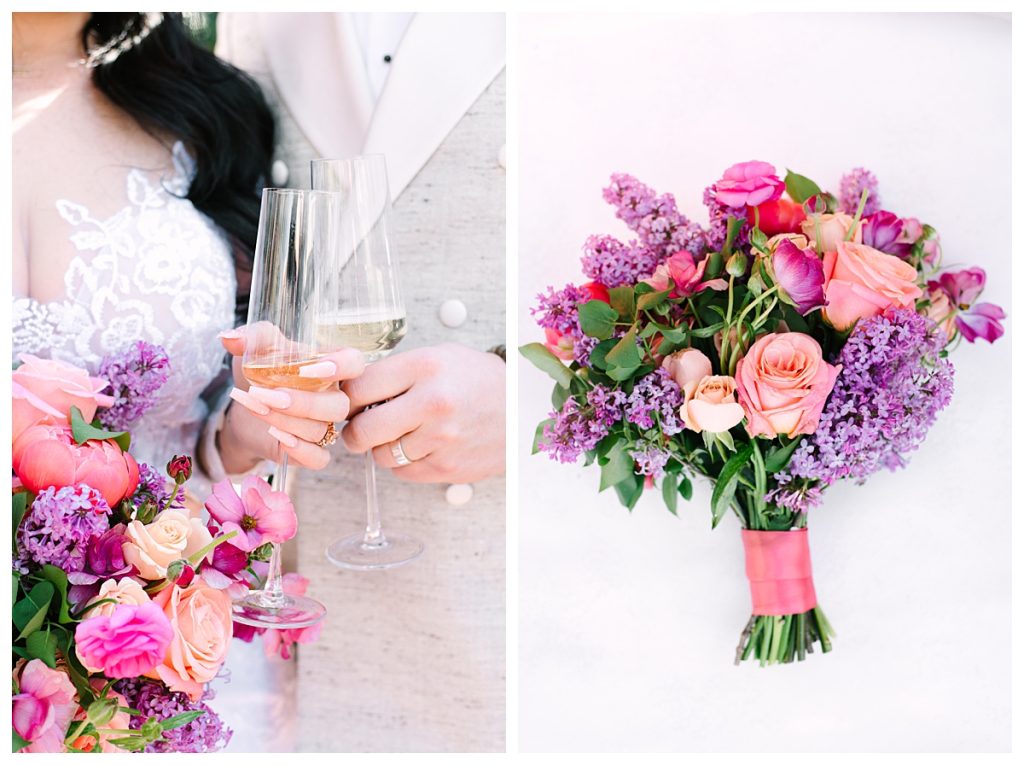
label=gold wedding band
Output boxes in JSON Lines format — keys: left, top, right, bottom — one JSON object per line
{"left": 317, "top": 422, "right": 339, "bottom": 448}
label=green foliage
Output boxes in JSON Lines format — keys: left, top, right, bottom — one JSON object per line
{"left": 578, "top": 299, "right": 618, "bottom": 339}
{"left": 70, "top": 405, "right": 130, "bottom": 451}
{"left": 783, "top": 169, "right": 822, "bottom": 203}
{"left": 519, "top": 343, "right": 575, "bottom": 388}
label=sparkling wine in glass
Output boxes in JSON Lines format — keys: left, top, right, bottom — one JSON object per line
{"left": 232, "top": 188, "right": 339, "bottom": 628}
{"left": 312, "top": 155, "right": 423, "bottom": 570}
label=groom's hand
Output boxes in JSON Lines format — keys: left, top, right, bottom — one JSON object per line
{"left": 341, "top": 343, "right": 506, "bottom": 484}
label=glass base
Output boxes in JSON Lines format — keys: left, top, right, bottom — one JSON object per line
{"left": 325, "top": 532, "right": 424, "bottom": 570}
{"left": 231, "top": 591, "right": 327, "bottom": 629}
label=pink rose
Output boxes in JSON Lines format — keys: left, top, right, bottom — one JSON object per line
{"left": 735, "top": 333, "right": 840, "bottom": 438}
{"left": 714, "top": 160, "right": 785, "bottom": 207}
{"left": 800, "top": 212, "right": 862, "bottom": 253}
{"left": 83, "top": 577, "right": 151, "bottom": 619}
{"left": 149, "top": 580, "right": 233, "bottom": 700}
{"left": 12, "top": 424, "right": 140, "bottom": 507}
{"left": 680, "top": 375, "right": 746, "bottom": 434}
{"left": 205, "top": 476, "right": 298, "bottom": 552}
{"left": 12, "top": 354, "right": 114, "bottom": 443}
{"left": 821, "top": 241, "right": 923, "bottom": 331}
{"left": 261, "top": 574, "right": 324, "bottom": 660}
{"left": 12, "top": 659, "right": 78, "bottom": 753}
{"left": 643, "top": 251, "right": 727, "bottom": 298}
{"left": 75, "top": 601, "right": 174, "bottom": 678}
{"left": 661, "top": 348, "right": 712, "bottom": 395}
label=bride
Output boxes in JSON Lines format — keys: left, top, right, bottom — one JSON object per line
{"left": 12, "top": 11, "right": 355, "bottom": 750}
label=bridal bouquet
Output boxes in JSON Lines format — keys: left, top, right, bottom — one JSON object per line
{"left": 523, "top": 162, "right": 1004, "bottom": 666}
{"left": 11, "top": 346, "right": 318, "bottom": 752}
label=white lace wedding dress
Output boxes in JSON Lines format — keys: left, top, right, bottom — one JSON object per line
{"left": 12, "top": 142, "right": 294, "bottom": 752}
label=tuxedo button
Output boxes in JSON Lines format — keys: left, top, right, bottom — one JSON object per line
{"left": 445, "top": 483, "right": 473, "bottom": 506}
{"left": 497, "top": 144, "right": 506, "bottom": 170}
{"left": 271, "top": 160, "right": 289, "bottom": 186}
{"left": 439, "top": 299, "right": 467, "bottom": 328}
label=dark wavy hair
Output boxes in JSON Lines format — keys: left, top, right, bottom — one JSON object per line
{"left": 81, "top": 12, "right": 274, "bottom": 321}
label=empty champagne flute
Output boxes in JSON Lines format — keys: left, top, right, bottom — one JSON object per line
{"left": 312, "top": 155, "right": 423, "bottom": 570}
{"left": 232, "top": 188, "right": 338, "bottom": 628}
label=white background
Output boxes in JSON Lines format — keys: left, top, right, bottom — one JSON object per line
{"left": 517, "top": 13, "right": 1011, "bottom": 753}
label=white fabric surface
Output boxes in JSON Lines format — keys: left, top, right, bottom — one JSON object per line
{"left": 517, "top": 12, "right": 1010, "bottom": 753}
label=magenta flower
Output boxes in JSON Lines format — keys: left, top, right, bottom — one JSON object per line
{"left": 75, "top": 602, "right": 174, "bottom": 678}
{"left": 204, "top": 476, "right": 297, "bottom": 552}
{"left": 713, "top": 160, "right": 785, "bottom": 208}
{"left": 642, "top": 250, "right": 727, "bottom": 298}
{"left": 862, "top": 210, "right": 907, "bottom": 256}
{"left": 927, "top": 267, "right": 1005, "bottom": 344}
{"left": 772, "top": 239, "right": 825, "bottom": 315}
{"left": 13, "top": 660, "right": 77, "bottom": 752}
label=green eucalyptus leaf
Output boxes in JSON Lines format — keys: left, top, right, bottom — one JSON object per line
{"left": 519, "top": 343, "right": 574, "bottom": 388}
{"left": 608, "top": 287, "right": 636, "bottom": 320}
{"left": 578, "top": 300, "right": 618, "bottom": 340}
{"left": 70, "top": 406, "right": 130, "bottom": 452}
{"left": 637, "top": 289, "right": 672, "bottom": 312}
{"left": 784, "top": 169, "right": 822, "bottom": 204}
{"left": 605, "top": 328, "right": 642, "bottom": 369}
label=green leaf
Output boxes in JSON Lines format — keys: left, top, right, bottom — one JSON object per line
{"left": 587, "top": 338, "right": 618, "bottom": 371}
{"left": 38, "top": 565, "right": 72, "bottom": 624}
{"left": 605, "top": 328, "right": 642, "bottom": 370}
{"left": 13, "top": 729, "right": 30, "bottom": 753}
{"left": 749, "top": 227, "right": 770, "bottom": 255}
{"left": 12, "top": 492, "right": 29, "bottom": 554}
{"left": 764, "top": 437, "right": 803, "bottom": 473}
{"left": 690, "top": 321, "right": 725, "bottom": 339}
{"left": 551, "top": 383, "right": 570, "bottom": 411}
{"left": 613, "top": 473, "right": 644, "bottom": 511}
{"left": 13, "top": 581, "right": 55, "bottom": 640}
{"left": 519, "top": 343, "right": 574, "bottom": 389}
{"left": 608, "top": 287, "right": 636, "bottom": 320}
{"left": 661, "top": 472, "right": 679, "bottom": 516}
{"left": 710, "top": 442, "right": 754, "bottom": 529}
{"left": 599, "top": 442, "right": 635, "bottom": 491}
{"left": 160, "top": 710, "right": 206, "bottom": 731}
{"left": 678, "top": 476, "right": 693, "bottom": 501}
{"left": 578, "top": 299, "right": 618, "bottom": 340}
{"left": 531, "top": 419, "right": 554, "bottom": 455}
{"left": 70, "top": 406, "right": 130, "bottom": 452}
{"left": 26, "top": 630, "right": 58, "bottom": 668}
{"left": 637, "top": 289, "right": 672, "bottom": 312}
{"left": 784, "top": 169, "right": 822, "bottom": 204}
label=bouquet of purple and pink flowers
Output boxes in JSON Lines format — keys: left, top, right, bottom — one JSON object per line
{"left": 523, "top": 162, "right": 1004, "bottom": 666}
{"left": 11, "top": 345, "right": 319, "bottom": 752}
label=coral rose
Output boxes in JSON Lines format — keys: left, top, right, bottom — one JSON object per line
{"left": 12, "top": 424, "right": 139, "bottom": 507}
{"left": 680, "top": 375, "right": 746, "bottom": 434}
{"left": 75, "top": 601, "right": 174, "bottom": 678}
{"left": 735, "top": 333, "right": 840, "bottom": 438}
{"left": 123, "top": 509, "right": 214, "bottom": 580}
{"left": 13, "top": 659, "right": 78, "bottom": 753}
{"left": 821, "top": 241, "right": 923, "bottom": 331}
{"left": 149, "top": 580, "right": 233, "bottom": 701}
{"left": 12, "top": 354, "right": 114, "bottom": 443}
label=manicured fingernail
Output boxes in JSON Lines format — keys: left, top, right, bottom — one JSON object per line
{"left": 218, "top": 329, "right": 242, "bottom": 339}
{"left": 248, "top": 386, "right": 291, "bottom": 409}
{"left": 298, "top": 360, "right": 337, "bottom": 378}
{"left": 267, "top": 426, "right": 299, "bottom": 448}
{"left": 230, "top": 387, "right": 270, "bottom": 416}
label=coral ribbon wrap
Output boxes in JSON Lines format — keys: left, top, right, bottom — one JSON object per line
{"left": 741, "top": 529, "right": 817, "bottom": 616}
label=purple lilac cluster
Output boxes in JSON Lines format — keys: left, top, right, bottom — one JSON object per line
{"left": 602, "top": 174, "right": 708, "bottom": 260}
{"left": 17, "top": 484, "right": 110, "bottom": 572}
{"left": 580, "top": 235, "right": 661, "bottom": 289}
{"left": 133, "top": 462, "right": 184, "bottom": 510}
{"left": 538, "top": 385, "right": 626, "bottom": 463}
{"left": 764, "top": 472, "right": 824, "bottom": 514}
{"left": 702, "top": 184, "right": 750, "bottom": 253}
{"left": 837, "top": 167, "right": 881, "bottom": 217}
{"left": 97, "top": 341, "right": 171, "bottom": 431}
{"left": 790, "top": 309, "right": 954, "bottom": 486}
{"left": 531, "top": 284, "right": 602, "bottom": 367}
{"left": 631, "top": 443, "right": 672, "bottom": 478}
{"left": 624, "top": 367, "right": 684, "bottom": 436}
{"left": 113, "top": 679, "right": 232, "bottom": 753}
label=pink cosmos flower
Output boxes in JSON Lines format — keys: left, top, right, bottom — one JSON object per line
{"left": 643, "top": 251, "right": 727, "bottom": 298}
{"left": 772, "top": 239, "right": 826, "bottom": 315}
{"left": 714, "top": 160, "right": 785, "bottom": 208}
{"left": 75, "top": 601, "right": 174, "bottom": 678}
{"left": 205, "top": 476, "right": 298, "bottom": 552}
{"left": 262, "top": 574, "right": 324, "bottom": 660}
{"left": 13, "top": 659, "right": 78, "bottom": 753}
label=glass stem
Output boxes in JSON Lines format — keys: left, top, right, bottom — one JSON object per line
{"left": 259, "top": 454, "right": 288, "bottom": 608}
{"left": 362, "top": 451, "right": 385, "bottom": 547}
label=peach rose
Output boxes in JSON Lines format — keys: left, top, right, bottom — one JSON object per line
{"left": 148, "top": 580, "right": 232, "bottom": 700}
{"left": 800, "top": 212, "right": 862, "bottom": 253}
{"left": 680, "top": 375, "right": 745, "bottom": 434}
{"left": 84, "top": 577, "right": 150, "bottom": 619}
{"left": 735, "top": 333, "right": 840, "bottom": 438}
{"left": 821, "top": 241, "right": 923, "bottom": 331}
{"left": 123, "top": 509, "right": 213, "bottom": 581}
{"left": 12, "top": 354, "right": 115, "bottom": 443}
{"left": 661, "top": 348, "right": 712, "bottom": 396}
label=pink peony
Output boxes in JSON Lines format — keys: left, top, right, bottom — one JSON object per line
{"left": 12, "top": 659, "right": 78, "bottom": 753}
{"left": 75, "top": 601, "right": 173, "bottom": 678}
{"left": 12, "top": 424, "right": 140, "bottom": 507}
{"left": 643, "top": 251, "right": 727, "bottom": 298}
{"left": 12, "top": 354, "right": 115, "bottom": 443}
{"left": 714, "top": 160, "right": 785, "bottom": 208}
{"left": 262, "top": 574, "right": 324, "bottom": 660}
{"left": 205, "top": 476, "right": 298, "bottom": 552}
{"left": 735, "top": 333, "right": 840, "bottom": 438}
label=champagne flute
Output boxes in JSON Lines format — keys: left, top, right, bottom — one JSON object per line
{"left": 312, "top": 155, "right": 423, "bottom": 570}
{"left": 232, "top": 188, "right": 338, "bottom": 628}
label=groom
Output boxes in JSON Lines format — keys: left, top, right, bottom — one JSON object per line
{"left": 217, "top": 12, "right": 506, "bottom": 753}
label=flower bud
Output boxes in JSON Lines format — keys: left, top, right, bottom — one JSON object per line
{"left": 166, "top": 455, "right": 192, "bottom": 482}
{"left": 165, "top": 558, "right": 195, "bottom": 587}
{"left": 87, "top": 696, "right": 120, "bottom": 727}
{"left": 725, "top": 251, "right": 749, "bottom": 278}
{"left": 140, "top": 717, "right": 164, "bottom": 742}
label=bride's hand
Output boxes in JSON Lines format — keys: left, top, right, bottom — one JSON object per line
{"left": 216, "top": 327, "right": 365, "bottom": 471}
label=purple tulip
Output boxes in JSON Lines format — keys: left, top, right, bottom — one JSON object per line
{"left": 928, "top": 267, "right": 986, "bottom": 308}
{"left": 927, "top": 267, "right": 1005, "bottom": 344}
{"left": 67, "top": 524, "right": 133, "bottom": 591}
{"left": 862, "top": 210, "right": 904, "bottom": 254}
{"left": 956, "top": 303, "right": 1005, "bottom": 344}
{"left": 772, "top": 239, "right": 826, "bottom": 315}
